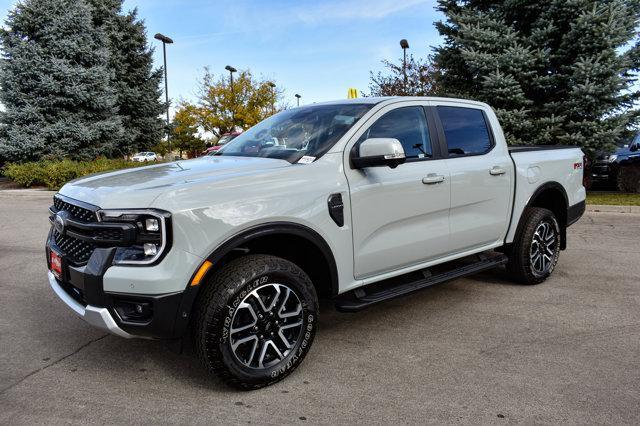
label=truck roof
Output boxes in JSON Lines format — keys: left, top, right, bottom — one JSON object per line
{"left": 308, "top": 96, "right": 491, "bottom": 109}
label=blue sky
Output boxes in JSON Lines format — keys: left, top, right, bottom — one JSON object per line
{"left": 0, "top": 0, "right": 444, "bottom": 109}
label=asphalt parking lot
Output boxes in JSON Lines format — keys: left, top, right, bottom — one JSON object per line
{"left": 1, "top": 190, "right": 639, "bottom": 424}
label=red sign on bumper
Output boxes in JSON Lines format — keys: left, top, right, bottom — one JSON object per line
{"left": 50, "top": 250, "right": 62, "bottom": 279}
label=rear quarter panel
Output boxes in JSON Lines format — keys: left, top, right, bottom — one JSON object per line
{"left": 506, "top": 148, "right": 586, "bottom": 244}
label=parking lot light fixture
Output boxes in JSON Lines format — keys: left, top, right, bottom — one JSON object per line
{"left": 225, "top": 65, "right": 238, "bottom": 126}
{"left": 154, "top": 33, "right": 174, "bottom": 157}
{"left": 400, "top": 38, "right": 409, "bottom": 91}
{"left": 267, "top": 82, "right": 276, "bottom": 113}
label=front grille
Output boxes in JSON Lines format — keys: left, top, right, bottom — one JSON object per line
{"left": 53, "top": 229, "right": 96, "bottom": 264}
{"left": 53, "top": 196, "right": 97, "bottom": 222}
{"left": 51, "top": 195, "right": 100, "bottom": 264}
{"left": 94, "top": 228, "right": 124, "bottom": 241}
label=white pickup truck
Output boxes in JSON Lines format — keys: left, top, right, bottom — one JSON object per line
{"left": 46, "top": 97, "right": 586, "bottom": 389}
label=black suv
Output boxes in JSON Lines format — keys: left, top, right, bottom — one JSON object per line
{"left": 592, "top": 135, "right": 640, "bottom": 191}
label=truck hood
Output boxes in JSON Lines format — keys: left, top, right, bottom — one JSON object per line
{"left": 58, "top": 156, "right": 290, "bottom": 209}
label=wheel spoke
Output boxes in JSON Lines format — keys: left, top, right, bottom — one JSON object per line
{"left": 231, "top": 334, "right": 259, "bottom": 366}
{"left": 230, "top": 302, "right": 257, "bottom": 335}
{"left": 257, "top": 340, "right": 284, "bottom": 369}
{"left": 278, "top": 288, "right": 302, "bottom": 319}
{"left": 252, "top": 285, "right": 281, "bottom": 313}
{"left": 278, "top": 320, "right": 303, "bottom": 349}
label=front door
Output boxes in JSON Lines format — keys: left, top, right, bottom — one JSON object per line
{"left": 345, "top": 103, "right": 451, "bottom": 279}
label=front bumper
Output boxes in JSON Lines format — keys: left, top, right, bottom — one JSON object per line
{"left": 48, "top": 271, "right": 135, "bottom": 338}
{"left": 47, "top": 232, "right": 199, "bottom": 340}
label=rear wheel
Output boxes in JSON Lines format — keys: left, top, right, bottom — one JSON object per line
{"left": 193, "top": 254, "right": 318, "bottom": 389}
{"left": 506, "top": 207, "right": 561, "bottom": 284}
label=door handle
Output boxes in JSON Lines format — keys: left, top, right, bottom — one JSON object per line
{"left": 422, "top": 174, "right": 445, "bottom": 185}
{"left": 489, "top": 166, "right": 506, "bottom": 176}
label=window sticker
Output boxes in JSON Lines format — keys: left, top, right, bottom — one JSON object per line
{"left": 297, "top": 156, "right": 316, "bottom": 164}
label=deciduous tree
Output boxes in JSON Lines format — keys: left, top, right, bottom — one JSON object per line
{"left": 172, "top": 103, "right": 205, "bottom": 158}
{"left": 368, "top": 55, "right": 439, "bottom": 96}
{"left": 193, "top": 68, "right": 283, "bottom": 137}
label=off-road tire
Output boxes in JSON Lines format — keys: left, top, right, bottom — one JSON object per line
{"left": 506, "top": 207, "right": 561, "bottom": 285}
{"left": 193, "top": 254, "right": 318, "bottom": 390}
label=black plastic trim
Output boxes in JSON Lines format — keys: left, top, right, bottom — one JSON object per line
{"left": 509, "top": 145, "right": 579, "bottom": 153}
{"left": 335, "top": 252, "right": 508, "bottom": 312}
{"left": 567, "top": 200, "right": 586, "bottom": 227}
{"left": 54, "top": 193, "right": 100, "bottom": 217}
{"left": 105, "top": 291, "right": 184, "bottom": 339}
{"left": 172, "top": 222, "right": 340, "bottom": 338}
{"left": 523, "top": 181, "right": 570, "bottom": 250}
{"left": 328, "top": 193, "right": 344, "bottom": 227}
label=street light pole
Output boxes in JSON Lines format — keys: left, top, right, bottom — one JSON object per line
{"left": 295, "top": 93, "right": 301, "bottom": 107}
{"left": 154, "top": 33, "right": 174, "bottom": 157}
{"left": 400, "top": 39, "right": 409, "bottom": 93}
{"left": 225, "top": 65, "right": 237, "bottom": 129}
{"left": 267, "top": 82, "right": 276, "bottom": 114}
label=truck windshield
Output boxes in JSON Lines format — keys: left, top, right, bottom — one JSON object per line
{"left": 213, "top": 104, "right": 373, "bottom": 163}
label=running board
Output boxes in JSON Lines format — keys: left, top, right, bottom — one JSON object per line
{"left": 334, "top": 252, "right": 508, "bottom": 312}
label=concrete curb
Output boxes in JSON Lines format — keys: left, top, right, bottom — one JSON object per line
{"left": 587, "top": 204, "right": 640, "bottom": 214}
{"left": 0, "top": 188, "right": 55, "bottom": 196}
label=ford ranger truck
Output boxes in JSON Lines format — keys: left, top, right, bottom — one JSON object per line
{"left": 46, "top": 97, "right": 586, "bottom": 389}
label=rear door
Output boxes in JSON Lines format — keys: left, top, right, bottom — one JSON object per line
{"left": 430, "top": 101, "right": 513, "bottom": 253}
{"left": 345, "top": 102, "right": 451, "bottom": 279}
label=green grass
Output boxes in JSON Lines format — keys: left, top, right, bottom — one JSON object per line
{"left": 586, "top": 192, "right": 640, "bottom": 206}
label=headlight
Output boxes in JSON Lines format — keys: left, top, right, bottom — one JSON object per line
{"left": 97, "top": 209, "right": 171, "bottom": 265}
{"left": 608, "top": 154, "right": 618, "bottom": 163}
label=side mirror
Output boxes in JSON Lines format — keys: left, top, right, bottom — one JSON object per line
{"left": 351, "top": 138, "right": 406, "bottom": 169}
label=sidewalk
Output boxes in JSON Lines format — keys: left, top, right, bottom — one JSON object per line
{"left": 586, "top": 204, "right": 640, "bottom": 214}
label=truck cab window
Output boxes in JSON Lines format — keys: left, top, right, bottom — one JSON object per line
{"left": 358, "top": 107, "right": 432, "bottom": 159}
{"left": 437, "top": 106, "right": 492, "bottom": 156}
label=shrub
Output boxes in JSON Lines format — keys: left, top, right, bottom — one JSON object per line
{"left": 2, "top": 158, "right": 148, "bottom": 190}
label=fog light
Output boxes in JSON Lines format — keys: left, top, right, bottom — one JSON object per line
{"left": 143, "top": 243, "right": 158, "bottom": 256}
{"left": 145, "top": 218, "right": 159, "bottom": 231}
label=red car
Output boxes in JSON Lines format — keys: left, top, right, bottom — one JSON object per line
{"left": 201, "top": 132, "right": 241, "bottom": 156}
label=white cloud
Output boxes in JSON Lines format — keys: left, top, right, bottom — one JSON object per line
{"left": 294, "top": 0, "right": 433, "bottom": 24}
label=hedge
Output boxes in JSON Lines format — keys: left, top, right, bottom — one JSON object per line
{"left": 2, "top": 158, "right": 148, "bottom": 190}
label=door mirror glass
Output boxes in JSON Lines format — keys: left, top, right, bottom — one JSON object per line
{"left": 351, "top": 138, "right": 406, "bottom": 169}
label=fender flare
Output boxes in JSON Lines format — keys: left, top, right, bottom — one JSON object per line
{"left": 520, "top": 181, "right": 569, "bottom": 250}
{"left": 172, "top": 222, "right": 339, "bottom": 338}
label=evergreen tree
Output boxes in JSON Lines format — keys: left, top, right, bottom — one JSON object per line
{"left": 368, "top": 55, "right": 439, "bottom": 96}
{"left": 86, "top": 0, "right": 164, "bottom": 156}
{"left": 0, "top": 0, "right": 123, "bottom": 162}
{"left": 434, "top": 0, "right": 640, "bottom": 152}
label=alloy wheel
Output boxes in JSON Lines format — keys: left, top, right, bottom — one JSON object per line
{"left": 229, "top": 283, "right": 304, "bottom": 369}
{"left": 529, "top": 221, "right": 557, "bottom": 275}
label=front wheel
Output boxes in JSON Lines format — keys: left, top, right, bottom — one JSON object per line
{"left": 193, "top": 254, "right": 318, "bottom": 389}
{"left": 506, "top": 207, "right": 561, "bottom": 285}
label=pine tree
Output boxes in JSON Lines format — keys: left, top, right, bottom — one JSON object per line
{"left": 0, "top": 0, "right": 123, "bottom": 162}
{"left": 434, "top": 0, "right": 640, "bottom": 153}
{"left": 86, "top": 0, "right": 164, "bottom": 156}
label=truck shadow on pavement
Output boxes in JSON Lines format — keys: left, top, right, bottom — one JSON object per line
{"left": 76, "top": 267, "right": 517, "bottom": 393}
